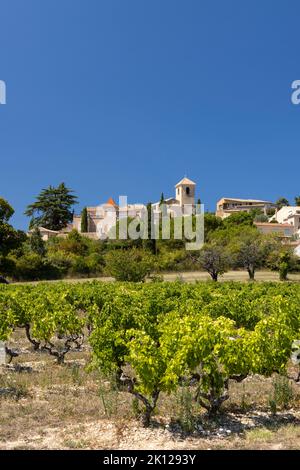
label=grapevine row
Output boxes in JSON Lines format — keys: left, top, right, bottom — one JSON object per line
{"left": 1, "top": 281, "right": 300, "bottom": 425}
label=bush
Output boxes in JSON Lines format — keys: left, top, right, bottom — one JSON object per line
{"left": 104, "top": 248, "right": 154, "bottom": 282}
{"left": 268, "top": 375, "right": 294, "bottom": 413}
{"left": 46, "top": 251, "right": 72, "bottom": 277}
{"left": 86, "top": 253, "right": 104, "bottom": 275}
{"left": 0, "top": 256, "right": 16, "bottom": 279}
{"left": 68, "top": 255, "right": 90, "bottom": 277}
{"left": 55, "top": 230, "right": 89, "bottom": 256}
{"left": 13, "top": 253, "right": 60, "bottom": 281}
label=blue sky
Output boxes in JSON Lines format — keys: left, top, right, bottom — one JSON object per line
{"left": 0, "top": 0, "right": 300, "bottom": 229}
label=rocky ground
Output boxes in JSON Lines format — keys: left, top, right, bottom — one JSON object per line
{"left": 1, "top": 329, "right": 300, "bottom": 450}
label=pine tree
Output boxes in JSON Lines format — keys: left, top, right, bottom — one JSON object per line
{"left": 275, "top": 197, "right": 289, "bottom": 210}
{"left": 25, "top": 183, "right": 77, "bottom": 231}
{"left": 81, "top": 207, "right": 88, "bottom": 233}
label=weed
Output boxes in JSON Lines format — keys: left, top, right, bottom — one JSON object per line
{"left": 268, "top": 375, "right": 294, "bottom": 414}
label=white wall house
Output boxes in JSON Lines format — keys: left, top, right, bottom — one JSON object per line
{"left": 271, "top": 207, "right": 300, "bottom": 238}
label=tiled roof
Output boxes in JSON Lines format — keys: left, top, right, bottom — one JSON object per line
{"left": 105, "top": 197, "right": 118, "bottom": 207}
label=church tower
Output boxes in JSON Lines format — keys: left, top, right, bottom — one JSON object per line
{"left": 175, "top": 177, "right": 196, "bottom": 207}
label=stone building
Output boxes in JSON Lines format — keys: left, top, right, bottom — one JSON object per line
{"left": 72, "top": 177, "right": 197, "bottom": 239}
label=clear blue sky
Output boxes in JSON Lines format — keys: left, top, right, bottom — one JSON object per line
{"left": 1, "top": 0, "right": 300, "bottom": 230}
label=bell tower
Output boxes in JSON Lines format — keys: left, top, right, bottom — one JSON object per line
{"left": 175, "top": 177, "right": 196, "bottom": 207}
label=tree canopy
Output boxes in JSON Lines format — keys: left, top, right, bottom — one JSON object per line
{"left": 25, "top": 183, "right": 77, "bottom": 231}
{"left": 0, "top": 198, "right": 26, "bottom": 277}
{"left": 276, "top": 197, "right": 289, "bottom": 210}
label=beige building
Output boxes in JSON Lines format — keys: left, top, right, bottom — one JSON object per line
{"left": 28, "top": 226, "right": 61, "bottom": 241}
{"left": 254, "top": 222, "right": 295, "bottom": 239}
{"left": 216, "top": 197, "right": 276, "bottom": 219}
{"left": 152, "top": 177, "right": 196, "bottom": 218}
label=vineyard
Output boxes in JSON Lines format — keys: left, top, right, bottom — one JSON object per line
{"left": 1, "top": 280, "right": 300, "bottom": 449}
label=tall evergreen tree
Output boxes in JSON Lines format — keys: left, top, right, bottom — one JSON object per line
{"left": 29, "top": 227, "right": 46, "bottom": 256}
{"left": 81, "top": 207, "right": 88, "bottom": 233}
{"left": 25, "top": 183, "right": 77, "bottom": 231}
{"left": 275, "top": 197, "right": 289, "bottom": 210}
{"left": 143, "top": 202, "right": 157, "bottom": 254}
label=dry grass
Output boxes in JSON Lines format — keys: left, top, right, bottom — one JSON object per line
{"left": 1, "top": 327, "right": 300, "bottom": 450}
{"left": 12, "top": 270, "right": 300, "bottom": 286}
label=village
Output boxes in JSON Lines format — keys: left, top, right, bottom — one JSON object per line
{"left": 33, "top": 177, "right": 300, "bottom": 257}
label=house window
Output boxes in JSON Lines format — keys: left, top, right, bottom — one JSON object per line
{"left": 177, "top": 188, "right": 179, "bottom": 195}
{"left": 186, "top": 187, "right": 190, "bottom": 195}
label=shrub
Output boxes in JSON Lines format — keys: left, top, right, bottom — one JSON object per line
{"left": 104, "top": 248, "right": 154, "bottom": 282}
{"left": 13, "top": 253, "right": 60, "bottom": 280}
{"left": 268, "top": 375, "right": 294, "bottom": 413}
{"left": 68, "top": 255, "right": 90, "bottom": 277}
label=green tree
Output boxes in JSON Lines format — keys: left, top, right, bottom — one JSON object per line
{"left": 222, "top": 211, "right": 254, "bottom": 228}
{"left": 0, "top": 197, "right": 14, "bottom": 222}
{"left": 104, "top": 248, "right": 154, "bottom": 282}
{"left": 198, "top": 241, "right": 230, "bottom": 281}
{"left": 159, "top": 192, "right": 168, "bottom": 219}
{"left": 228, "top": 227, "right": 272, "bottom": 280}
{"left": 81, "top": 207, "right": 88, "bottom": 233}
{"left": 28, "top": 227, "right": 46, "bottom": 256}
{"left": 276, "top": 197, "right": 289, "bottom": 210}
{"left": 295, "top": 196, "right": 300, "bottom": 206}
{"left": 268, "top": 248, "right": 298, "bottom": 281}
{"left": 204, "top": 213, "right": 223, "bottom": 242}
{"left": 0, "top": 198, "right": 26, "bottom": 280}
{"left": 25, "top": 183, "right": 77, "bottom": 231}
{"left": 58, "top": 229, "right": 88, "bottom": 256}
{"left": 0, "top": 199, "right": 26, "bottom": 274}
{"left": 143, "top": 202, "right": 157, "bottom": 254}
{"left": 249, "top": 208, "right": 268, "bottom": 223}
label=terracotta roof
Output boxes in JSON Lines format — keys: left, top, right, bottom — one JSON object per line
{"left": 175, "top": 177, "right": 196, "bottom": 187}
{"left": 105, "top": 197, "right": 118, "bottom": 207}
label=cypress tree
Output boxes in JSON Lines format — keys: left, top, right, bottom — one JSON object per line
{"left": 29, "top": 227, "right": 46, "bottom": 256}
{"left": 81, "top": 207, "right": 88, "bottom": 233}
{"left": 143, "top": 202, "right": 156, "bottom": 254}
